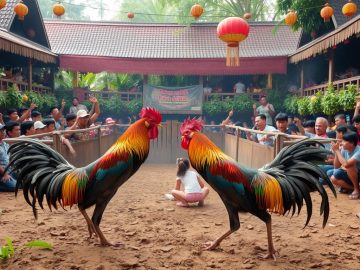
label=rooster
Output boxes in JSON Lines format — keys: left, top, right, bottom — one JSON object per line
{"left": 180, "top": 118, "right": 336, "bottom": 259}
{"left": 6, "top": 107, "right": 162, "bottom": 246}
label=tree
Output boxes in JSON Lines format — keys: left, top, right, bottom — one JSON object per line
{"left": 276, "top": 0, "right": 327, "bottom": 33}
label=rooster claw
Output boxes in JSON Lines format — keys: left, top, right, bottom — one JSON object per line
{"left": 202, "top": 241, "right": 219, "bottom": 251}
{"left": 262, "top": 250, "right": 279, "bottom": 261}
{"left": 100, "top": 241, "right": 124, "bottom": 247}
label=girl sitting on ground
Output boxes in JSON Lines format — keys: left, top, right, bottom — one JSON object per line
{"left": 171, "top": 158, "right": 209, "bottom": 207}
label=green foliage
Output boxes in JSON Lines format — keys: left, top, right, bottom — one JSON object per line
{"left": 55, "top": 70, "right": 73, "bottom": 90}
{"left": 22, "top": 91, "right": 58, "bottom": 114}
{"left": 148, "top": 75, "right": 198, "bottom": 87}
{"left": 25, "top": 241, "right": 53, "bottom": 250}
{"left": 5, "top": 85, "right": 22, "bottom": 109}
{"left": 276, "top": 0, "right": 327, "bottom": 33}
{"left": 297, "top": 96, "right": 311, "bottom": 116}
{"left": 203, "top": 95, "right": 225, "bottom": 116}
{"left": 309, "top": 91, "right": 323, "bottom": 115}
{"left": 284, "top": 95, "right": 299, "bottom": 114}
{"left": 0, "top": 238, "right": 14, "bottom": 260}
{"left": 127, "top": 99, "right": 143, "bottom": 116}
{"left": 98, "top": 96, "right": 127, "bottom": 117}
{"left": 321, "top": 84, "right": 340, "bottom": 116}
{"left": 79, "top": 73, "right": 96, "bottom": 89}
{"left": 338, "top": 84, "right": 357, "bottom": 111}
{"left": 266, "top": 89, "right": 285, "bottom": 112}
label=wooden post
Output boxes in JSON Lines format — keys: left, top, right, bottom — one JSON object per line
{"left": 28, "top": 59, "right": 32, "bottom": 91}
{"left": 97, "top": 126, "right": 102, "bottom": 156}
{"left": 72, "top": 71, "right": 79, "bottom": 87}
{"left": 300, "top": 64, "right": 304, "bottom": 96}
{"left": 266, "top": 73, "right": 273, "bottom": 89}
{"left": 53, "top": 132, "right": 61, "bottom": 153}
{"left": 328, "top": 49, "right": 334, "bottom": 84}
{"left": 235, "top": 128, "right": 240, "bottom": 162}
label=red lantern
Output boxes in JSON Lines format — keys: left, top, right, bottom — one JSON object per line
{"left": 342, "top": 0, "right": 357, "bottom": 17}
{"left": 190, "top": 3, "right": 203, "bottom": 19}
{"left": 53, "top": 2, "right": 65, "bottom": 17}
{"left": 0, "top": 0, "right": 6, "bottom": 10}
{"left": 284, "top": 10, "right": 297, "bottom": 26}
{"left": 127, "top": 12, "right": 134, "bottom": 19}
{"left": 320, "top": 3, "right": 334, "bottom": 22}
{"left": 14, "top": 0, "right": 28, "bottom": 21}
{"left": 217, "top": 17, "right": 250, "bottom": 67}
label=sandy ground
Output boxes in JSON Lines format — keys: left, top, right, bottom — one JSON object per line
{"left": 1, "top": 164, "right": 360, "bottom": 270}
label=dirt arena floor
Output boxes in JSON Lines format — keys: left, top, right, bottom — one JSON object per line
{"left": 1, "top": 164, "right": 360, "bottom": 270}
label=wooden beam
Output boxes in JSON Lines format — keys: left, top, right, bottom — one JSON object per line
{"left": 328, "top": 49, "right": 334, "bottom": 84}
{"left": 266, "top": 73, "right": 272, "bottom": 89}
{"left": 72, "top": 71, "right": 79, "bottom": 87}
{"left": 300, "top": 64, "right": 304, "bottom": 96}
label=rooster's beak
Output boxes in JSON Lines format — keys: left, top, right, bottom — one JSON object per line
{"left": 157, "top": 123, "right": 163, "bottom": 128}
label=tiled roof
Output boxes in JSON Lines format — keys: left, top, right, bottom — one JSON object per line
{"left": 0, "top": 0, "right": 17, "bottom": 30}
{"left": 44, "top": 20, "right": 301, "bottom": 59}
{"left": 329, "top": 0, "right": 360, "bottom": 27}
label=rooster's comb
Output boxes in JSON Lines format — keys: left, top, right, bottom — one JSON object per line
{"left": 139, "top": 107, "right": 162, "bottom": 124}
{"left": 180, "top": 117, "right": 203, "bottom": 135}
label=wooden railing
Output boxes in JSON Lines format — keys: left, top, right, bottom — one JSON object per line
{"left": 303, "top": 75, "right": 360, "bottom": 96}
{"left": 0, "top": 78, "right": 52, "bottom": 94}
{"left": 204, "top": 92, "right": 264, "bottom": 101}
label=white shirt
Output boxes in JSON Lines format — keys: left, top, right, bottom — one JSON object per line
{"left": 176, "top": 170, "right": 202, "bottom": 194}
{"left": 234, "top": 82, "right": 245, "bottom": 93}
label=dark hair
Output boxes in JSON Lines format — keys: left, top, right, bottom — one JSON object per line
{"left": 334, "top": 114, "right": 346, "bottom": 120}
{"left": 257, "top": 114, "right": 267, "bottom": 121}
{"left": 7, "top": 108, "right": 17, "bottom": 115}
{"left": 336, "top": 125, "right": 348, "bottom": 134}
{"left": 288, "top": 123, "right": 300, "bottom": 133}
{"left": 5, "top": 121, "right": 20, "bottom": 135}
{"left": 66, "top": 113, "right": 76, "bottom": 121}
{"left": 49, "top": 106, "right": 58, "bottom": 114}
{"left": 326, "top": 130, "right": 336, "bottom": 139}
{"left": 18, "top": 107, "right": 28, "bottom": 115}
{"left": 343, "top": 131, "right": 358, "bottom": 146}
{"left": 353, "top": 115, "right": 360, "bottom": 123}
{"left": 72, "top": 97, "right": 79, "bottom": 101}
{"left": 275, "top": 112, "right": 288, "bottom": 122}
{"left": 20, "top": 121, "right": 34, "bottom": 135}
{"left": 303, "top": 120, "right": 315, "bottom": 128}
{"left": 31, "top": 110, "right": 42, "bottom": 118}
{"left": 43, "top": 118, "right": 55, "bottom": 127}
{"left": 347, "top": 125, "right": 358, "bottom": 133}
{"left": 176, "top": 159, "right": 190, "bottom": 177}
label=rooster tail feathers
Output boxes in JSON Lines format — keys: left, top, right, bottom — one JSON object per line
{"left": 258, "top": 139, "right": 336, "bottom": 228}
{"left": 7, "top": 139, "right": 89, "bottom": 218}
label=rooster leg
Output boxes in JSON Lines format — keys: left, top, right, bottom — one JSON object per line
{"left": 79, "top": 208, "right": 98, "bottom": 239}
{"left": 263, "top": 216, "right": 278, "bottom": 261}
{"left": 203, "top": 201, "right": 240, "bottom": 250}
{"left": 92, "top": 200, "right": 124, "bottom": 247}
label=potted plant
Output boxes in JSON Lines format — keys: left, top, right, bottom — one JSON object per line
{"left": 284, "top": 95, "right": 299, "bottom": 114}
{"left": 321, "top": 84, "right": 340, "bottom": 116}
{"left": 297, "top": 96, "right": 311, "bottom": 116}
{"left": 309, "top": 91, "right": 323, "bottom": 115}
{"left": 338, "top": 84, "right": 357, "bottom": 111}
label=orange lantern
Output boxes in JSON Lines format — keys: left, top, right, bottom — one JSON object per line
{"left": 342, "top": 0, "right": 357, "bottom": 17}
{"left": 127, "top": 12, "right": 134, "bottom": 19}
{"left": 217, "top": 17, "right": 250, "bottom": 67}
{"left": 53, "top": 2, "right": 65, "bottom": 17}
{"left": 243, "top": 13, "right": 252, "bottom": 20}
{"left": 14, "top": 0, "right": 28, "bottom": 21}
{"left": 190, "top": 3, "right": 203, "bottom": 19}
{"left": 284, "top": 10, "right": 297, "bottom": 26}
{"left": 0, "top": 0, "right": 6, "bottom": 10}
{"left": 320, "top": 3, "right": 334, "bottom": 22}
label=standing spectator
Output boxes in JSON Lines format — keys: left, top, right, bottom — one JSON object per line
{"left": 69, "top": 97, "right": 89, "bottom": 115}
{"left": 253, "top": 96, "right": 275, "bottom": 126}
{"left": 353, "top": 115, "right": 360, "bottom": 146}
{"left": 20, "top": 121, "right": 35, "bottom": 136}
{"left": 31, "top": 110, "right": 42, "bottom": 122}
{"left": 332, "top": 114, "right": 347, "bottom": 130}
{"left": 34, "top": 121, "right": 46, "bottom": 135}
{"left": 65, "top": 113, "right": 76, "bottom": 129}
{"left": 43, "top": 118, "right": 56, "bottom": 134}
{"left": 274, "top": 113, "right": 300, "bottom": 135}
{"left": 5, "top": 121, "right": 20, "bottom": 138}
{"left": 7, "top": 103, "right": 36, "bottom": 123}
{"left": 303, "top": 120, "right": 316, "bottom": 137}
{"left": 233, "top": 80, "right": 246, "bottom": 93}
{"left": 49, "top": 99, "right": 65, "bottom": 130}
{"left": 0, "top": 124, "right": 16, "bottom": 192}
{"left": 329, "top": 132, "right": 360, "bottom": 199}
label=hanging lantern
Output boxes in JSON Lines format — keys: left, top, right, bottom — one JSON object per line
{"left": 127, "top": 12, "right": 134, "bottom": 19}
{"left": 284, "top": 10, "right": 297, "bottom": 26}
{"left": 342, "top": 0, "right": 357, "bottom": 17}
{"left": 0, "top": 0, "right": 6, "bottom": 10}
{"left": 53, "top": 2, "right": 65, "bottom": 17}
{"left": 243, "top": 13, "right": 252, "bottom": 20}
{"left": 217, "top": 17, "right": 250, "bottom": 67}
{"left": 320, "top": 3, "right": 334, "bottom": 22}
{"left": 190, "top": 3, "right": 203, "bottom": 19}
{"left": 14, "top": 0, "right": 28, "bottom": 21}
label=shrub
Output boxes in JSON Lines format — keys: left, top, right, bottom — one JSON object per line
{"left": 284, "top": 95, "right": 299, "bottom": 114}
{"left": 321, "top": 84, "right": 340, "bottom": 116}
{"left": 297, "top": 97, "right": 311, "bottom": 116}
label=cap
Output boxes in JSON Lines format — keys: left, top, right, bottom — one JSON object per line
{"left": 105, "top": 117, "right": 115, "bottom": 124}
{"left": 77, "top": 109, "right": 90, "bottom": 118}
{"left": 34, "top": 121, "right": 46, "bottom": 130}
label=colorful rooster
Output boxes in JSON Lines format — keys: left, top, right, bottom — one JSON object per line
{"left": 180, "top": 118, "right": 336, "bottom": 259}
{"left": 6, "top": 107, "right": 162, "bottom": 246}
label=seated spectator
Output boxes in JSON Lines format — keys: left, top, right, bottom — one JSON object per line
{"left": 43, "top": 118, "right": 56, "bottom": 134}
{"left": 101, "top": 117, "right": 116, "bottom": 136}
{"left": 0, "top": 124, "right": 16, "bottom": 192}
{"left": 303, "top": 120, "right": 316, "bottom": 137}
{"left": 5, "top": 121, "right": 20, "bottom": 138}
{"left": 31, "top": 110, "right": 42, "bottom": 122}
{"left": 49, "top": 99, "right": 66, "bottom": 130}
{"left": 352, "top": 115, "right": 360, "bottom": 146}
{"left": 7, "top": 103, "right": 36, "bottom": 123}
{"left": 69, "top": 97, "right": 88, "bottom": 115}
{"left": 65, "top": 113, "right": 77, "bottom": 129}
{"left": 332, "top": 114, "right": 347, "bottom": 130}
{"left": 20, "top": 121, "right": 35, "bottom": 136}
{"left": 246, "top": 114, "right": 276, "bottom": 146}
{"left": 275, "top": 112, "right": 293, "bottom": 134}
{"left": 329, "top": 132, "right": 360, "bottom": 199}
{"left": 34, "top": 121, "right": 46, "bottom": 135}
{"left": 233, "top": 80, "right": 246, "bottom": 94}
